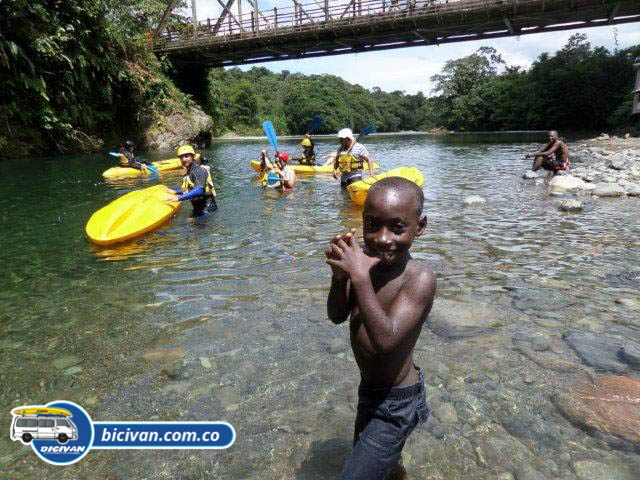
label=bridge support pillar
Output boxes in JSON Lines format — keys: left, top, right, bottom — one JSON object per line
{"left": 633, "top": 62, "right": 640, "bottom": 115}
{"left": 192, "top": 0, "right": 198, "bottom": 40}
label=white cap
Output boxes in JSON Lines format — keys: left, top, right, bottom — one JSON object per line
{"left": 337, "top": 128, "right": 354, "bottom": 140}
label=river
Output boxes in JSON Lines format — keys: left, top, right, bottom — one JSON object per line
{"left": 1, "top": 133, "right": 639, "bottom": 478}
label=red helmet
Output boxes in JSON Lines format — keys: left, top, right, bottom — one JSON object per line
{"left": 277, "top": 151, "right": 289, "bottom": 163}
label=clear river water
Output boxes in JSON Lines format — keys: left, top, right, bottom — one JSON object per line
{"left": 1, "top": 133, "right": 639, "bottom": 479}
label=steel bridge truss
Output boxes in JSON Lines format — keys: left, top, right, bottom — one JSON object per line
{"left": 151, "top": 0, "right": 640, "bottom": 66}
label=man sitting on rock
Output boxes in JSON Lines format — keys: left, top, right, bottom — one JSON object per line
{"left": 526, "top": 130, "right": 570, "bottom": 174}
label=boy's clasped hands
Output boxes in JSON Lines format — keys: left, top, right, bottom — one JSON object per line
{"left": 326, "top": 228, "right": 380, "bottom": 284}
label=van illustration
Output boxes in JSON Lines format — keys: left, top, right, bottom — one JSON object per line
{"left": 10, "top": 407, "right": 78, "bottom": 444}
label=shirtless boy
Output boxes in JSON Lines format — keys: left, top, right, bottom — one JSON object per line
{"left": 326, "top": 177, "right": 436, "bottom": 479}
{"left": 526, "top": 130, "right": 570, "bottom": 174}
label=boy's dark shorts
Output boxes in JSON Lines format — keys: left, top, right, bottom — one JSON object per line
{"left": 341, "top": 366, "right": 431, "bottom": 480}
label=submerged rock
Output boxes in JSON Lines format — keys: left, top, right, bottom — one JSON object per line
{"left": 53, "top": 355, "right": 82, "bottom": 370}
{"left": 463, "top": 195, "right": 486, "bottom": 206}
{"left": 559, "top": 199, "right": 583, "bottom": 212}
{"left": 571, "top": 459, "right": 637, "bottom": 480}
{"left": 514, "top": 465, "right": 546, "bottom": 480}
{"left": 618, "top": 344, "right": 640, "bottom": 370}
{"left": 141, "top": 347, "right": 187, "bottom": 363}
{"left": 592, "top": 182, "right": 626, "bottom": 197}
{"left": 615, "top": 297, "right": 640, "bottom": 311}
{"left": 427, "top": 298, "right": 504, "bottom": 339}
{"left": 625, "top": 185, "right": 640, "bottom": 196}
{"left": 522, "top": 170, "right": 538, "bottom": 179}
{"left": 552, "top": 375, "right": 640, "bottom": 445}
{"left": 563, "top": 331, "right": 628, "bottom": 373}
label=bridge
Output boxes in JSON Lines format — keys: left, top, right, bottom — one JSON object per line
{"left": 151, "top": 0, "right": 640, "bottom": 67}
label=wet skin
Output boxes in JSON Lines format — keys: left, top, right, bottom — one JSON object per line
{"left": 528, "top": 131, "right": 570, "bottom": 172}
{"left": 326, "top": 187, "right": 437, "bottom": 388}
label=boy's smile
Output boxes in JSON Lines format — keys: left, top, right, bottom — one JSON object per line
{"left": 363, "top": 189, "right": 426, "bottom": 266}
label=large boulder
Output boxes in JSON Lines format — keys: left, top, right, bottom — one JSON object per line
{"left": 144, "top": 107, "right": 213, "bottom": 151}
{"left": 549, "top": 175, "right": 586, "bottom": 193}
{"left": 552, "top": 375, "right": 640, "bottom": 445}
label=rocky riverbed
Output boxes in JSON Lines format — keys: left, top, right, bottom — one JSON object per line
{"left": 523, "top": 136, "right": 640, "bottom": 206}
{"left": 2, "top": 134, "right": 639, "bottom": 479}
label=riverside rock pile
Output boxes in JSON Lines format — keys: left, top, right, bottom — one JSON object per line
{"left": 523, "top": 136, "right": 640, "bottom": 198}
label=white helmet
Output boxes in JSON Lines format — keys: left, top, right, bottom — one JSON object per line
{"left": 337, "top": 128, "right": 355, "bottom": 140}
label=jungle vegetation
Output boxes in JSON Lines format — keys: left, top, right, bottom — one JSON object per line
{"left": 204, "top": 35, "right": 639, "bottom": 136}
{"left": 1, "top": 0, "right": 638, "bottom": 159}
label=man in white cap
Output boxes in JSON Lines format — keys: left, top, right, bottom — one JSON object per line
{"left": 332, "top": 128, "right": 374, "bottom": 187}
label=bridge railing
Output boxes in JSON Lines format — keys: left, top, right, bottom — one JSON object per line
{"left": 152, "top": 0, "right": 529, "bottom": 50}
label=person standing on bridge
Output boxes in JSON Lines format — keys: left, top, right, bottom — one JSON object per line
{"left": 333, "top": 128, "right": 375, "bottom": 188}
{"left": 526, "top": 130, "right": 570, "bottom": 174}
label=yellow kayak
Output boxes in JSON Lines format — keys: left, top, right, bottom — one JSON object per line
{"left": 12, "top": 407, "right": 71, "bottom": 417}
{"left": 103, "top": 157, "right": 183, "bottom": 179}
{"left": 347, "top": 167, "right": 425, "bottom": 206}
{"left": 86, "top": 185, "right": 182, "bottom": 246}
{"left": 250, "top": 160, "right": 380, "bottom": 174}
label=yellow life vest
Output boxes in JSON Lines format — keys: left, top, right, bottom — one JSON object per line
{"left": 300, "top": 150, "right": 316, "bottom": 165}
{"left": 119, "top": 153, "right": 129, "bottom": 167}
{"left": 182, "top": 165, "right": 216, "bottom": 196}
{"left": 337, "top": 149, "right": 363, "bottom": 174}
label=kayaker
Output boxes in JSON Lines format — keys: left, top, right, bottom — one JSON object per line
{"left": 333, "top": 128, "right": 374, "bottom": 187}
{"left": 261, "top": 149, "right": 296, "bottom": 190}
{"left": 526, "top": 130, "right": 570, "bottom": 174}
{"left": 118, "top": 140, "right": 148, "bottom": 170}
{"left": 165, "top": 145, "right": 218, "bottom": 215}
{"left": 299, "top": 136, "right": 316, "bottom": 165}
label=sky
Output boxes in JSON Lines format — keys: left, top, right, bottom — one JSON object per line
{"left": 184, "top": 1, "right": 640, "bottom": 95}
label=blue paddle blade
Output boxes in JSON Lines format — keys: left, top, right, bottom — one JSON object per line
{"left": 266, "top": 171, "right": 280, "bottom": 187}
{"left": 358, "top": 125, "right": 376, "bottom": 138}
{"left": 308, "top": 115, "right": 323, "bottom": 133}
{"left": 109, "top": 152, "right": 120, "bottom": 157}
{"left": 262, "top": 121, "right": 279, "bottom": 152}
{"left": 147, "top": 164, "right": 158, "bottom": 174}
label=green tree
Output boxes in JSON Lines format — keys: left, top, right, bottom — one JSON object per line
{"left": 229, "top": 80, "right": 259, "bottom": 132}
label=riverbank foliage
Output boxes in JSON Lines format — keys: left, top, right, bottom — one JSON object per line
{"left": 205, "top": 34, "right": 639, "bottom": 136}
{"left": 205, "top": 67, "right": 428, "bottom": 136}
{"left": 2, "top": 2, "right": 638, "bottom": 159}
{"left": 0, "top": 0, "right": 193, "bottom": 157}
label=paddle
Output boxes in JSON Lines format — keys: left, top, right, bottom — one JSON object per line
{"left": 108, "top": 151, "right": 157, "bottom": 174}
{"left": 261, "top": 120, "right": 285, "bottom": 187}
{"left": 356, "top": 124, "right": 376, "bottom": 140}
{"left": 262, "top": 120, "right": 279, "bottom": 152}
{"left": 264, "top": 171, "right": 281, "bottom": 188}
{"left": 306, "top": 115, "right": 323, "bottom": 135}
